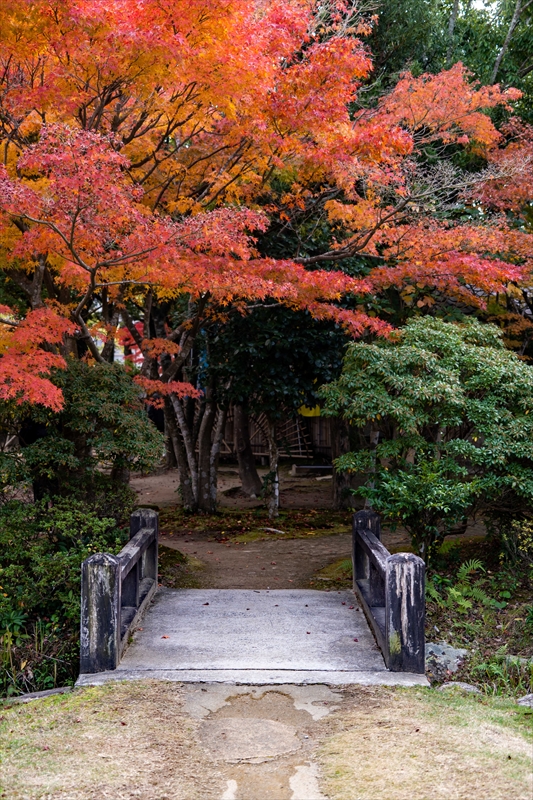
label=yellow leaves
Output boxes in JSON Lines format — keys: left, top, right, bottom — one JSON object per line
{"left": 324, "top": 199, "right": 377, "bottom": 230}
{"left": 46, "top": 252, "right": 67, "bottom": 272}
{"left": 166, "top": 198, "right": 202, "bottom": 216}
{"left": 506, "top": 284, "right": 523, "bottom": 299}
{"left": 0, "top": 220, "right": 23, "bottom": 255}
{"left": 17, "top": 111, "right": 43, "bottom": 140}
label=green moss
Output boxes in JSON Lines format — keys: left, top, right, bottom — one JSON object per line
{"left": 309, "top": 557, "right": 352, "bottom": 589}
{"left": 158, "top": 545, "right": 204, "bottom": 589}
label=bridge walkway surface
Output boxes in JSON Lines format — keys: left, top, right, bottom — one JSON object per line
{"left": 77, "top": 588, "right": 427, "bottom": 687}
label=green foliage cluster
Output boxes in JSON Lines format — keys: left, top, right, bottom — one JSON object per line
{"left": 210, "top": 307, "right": 345, "bottom": 419}
{"left": 468, "top": 648, "right": 533, "bottom": 697}
{"left": 0, "top": 496, "right": 131, "bottom": 696}
{"left": 320, "top": 317, "right": 533, "bottom": 560}
{"left": 0, "top": 359, "right": 164, "bottom": 497}
{"left": 499, "top": 518, "right": 533, "bottom": 571}
{"left": 425, "top": 533, "right": 532, "bottom": 693}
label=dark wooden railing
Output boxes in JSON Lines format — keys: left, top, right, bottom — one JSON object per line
{"left": 352, "top": 510, "right": 426, "bottom": 673}
{"left": 80, "top": 508, "right": 158, "bottom": 674}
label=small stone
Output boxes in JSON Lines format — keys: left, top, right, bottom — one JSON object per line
{"left": 437, "top": 682, "right": 481, "bottom": 695}
{"left": 517, "top": 693, "right": 533, "bottom": 708}
{"left": 425, "top": 642, "right": 468, "bottom": 680}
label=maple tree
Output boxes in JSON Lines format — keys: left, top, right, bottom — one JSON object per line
{"left": 0, "top": 0, "right": 530, "bottom": 512}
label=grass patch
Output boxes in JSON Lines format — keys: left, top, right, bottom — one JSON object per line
{"left": 0, "top": 681, "right": 218, "bottom": 799}
{"left": 319, "top": 686, "right": 533, "bottom": 800}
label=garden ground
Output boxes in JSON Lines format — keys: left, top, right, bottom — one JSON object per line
{"left": 1, "top": 680, "right": 531, "bottom": 799}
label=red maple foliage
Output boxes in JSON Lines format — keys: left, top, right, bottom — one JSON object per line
{"left": 0, "top": 0, "right": 529, "bottom": 416}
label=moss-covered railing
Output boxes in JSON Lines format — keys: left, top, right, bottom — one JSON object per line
{"left": 352, "top": 510, "right": 426, "bottom": 673}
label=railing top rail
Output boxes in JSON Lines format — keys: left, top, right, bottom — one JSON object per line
{"left": 354, "top": 527, "right": 389, "bottom": 577}
{"left": 117, "top": 526, "right": 156, "bottom": 579}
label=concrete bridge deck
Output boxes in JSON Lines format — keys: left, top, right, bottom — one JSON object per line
{"left": 77, "top": 588, "right": 428, "bottom": 687}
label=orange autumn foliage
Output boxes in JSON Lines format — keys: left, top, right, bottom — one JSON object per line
{"left": 0, "top": 0, "right": 529, "bottom": 407}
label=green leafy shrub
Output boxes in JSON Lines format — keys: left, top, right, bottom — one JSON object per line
{"left": 0, "top": 359, "right": 164, "bottom": 501}
{"left": 500, "top": 518, "right": 533, "bottom": 571}
{"left": 0, "top": 496, "right": 130, "bottom": 696}
{"left": 320, "top": 317, "right": 533, "bottom": 562}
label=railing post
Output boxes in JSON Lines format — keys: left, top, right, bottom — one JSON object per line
{"left": 385, "top": 553, "right": 426, "bottom": 673}
{"left": 130, "top": 507, "right": 159, "bottom": 539}
{"left": 352, "top": 510, "right": 381, "bottom": 589}
{"left": 353, "top": 509, "right": 381, "bottom": 540}
{"left": 80, "top": 553, "right": 121, "bottom": 674}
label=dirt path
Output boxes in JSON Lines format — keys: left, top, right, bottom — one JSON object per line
{"left": 160, "top": 532, "right": 353, "bottom": 589}
{"left": 1, "top": 682, "right": 531, "bottom": 799}
{"left": 159, "top": 525, "right": 418, "bottom": 589}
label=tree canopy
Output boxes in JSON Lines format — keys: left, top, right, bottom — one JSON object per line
{"left": 0, "top": 0, "right": 531, "bottom": 510}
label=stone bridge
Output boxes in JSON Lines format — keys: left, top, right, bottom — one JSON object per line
{"left": 77, "top": 510, "right": 428, "bottom": 688}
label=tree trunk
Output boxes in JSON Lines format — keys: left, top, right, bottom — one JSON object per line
{"left": 210, "top": 407, "right": 227, "bottom": 509}
{"left": 491, "top": 0, "right": 530, "bottom": 83}
{"left": 165, "top": 397, "right": 196, "bottom": 511}
{"left": 110, "top": 463, "right": 131, "bottom": 484}
{"left": 197, "top": 384, "right": 217, "bottom": 513}
{"left": 171, "top": 393, "right": 199, "bottom": 506}
{"left": 265, "top": 418, "right": 280, "bottom": 518}
{"left": 446, "top": 0, "right": 460, "bottom": 64}
{"left": 234, "top": 404, "right": 262, "bottom": 497}
{"left": 331, "top": 417, "right": 355, "bottom": 510}
{"left": 169, "top": 386, "right": 225, "bottom": 514}
{"left": 365, "top": 425, "right": 380, "bottom": 510}
{"left": 164, "top": 411, "right": 178, "bottom": 470}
